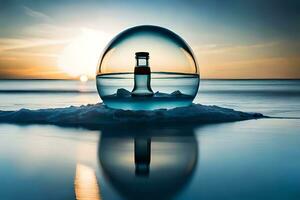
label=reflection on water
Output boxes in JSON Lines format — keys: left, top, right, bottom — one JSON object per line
{"left": 1, "top": 119, "right": 300, "bottom": 199}
{"left": 98, "top": 127, "right": 198, "bottom": 200}
{"left": 134, "top": 138, "right": 151, "bottom": 176}
{"left": 75, "top": 164, "right": 101, "bottom": 200}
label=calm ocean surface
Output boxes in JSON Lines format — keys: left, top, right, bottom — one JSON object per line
{"left": 0, "top": 80, "right": 300, "bottom": 200}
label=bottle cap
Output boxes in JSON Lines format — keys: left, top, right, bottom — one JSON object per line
{"left": 135, "top": 52, "right": 149, "bottom": 59}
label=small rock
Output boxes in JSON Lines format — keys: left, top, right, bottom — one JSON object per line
{"left": 170, "top": 90, "right": 183, "bottom": 96}
{"left": 116, "top": 88, "right": 131, "bottom": 97}
{"left": 154, "top": 91, "right": 169, "bottom": 97}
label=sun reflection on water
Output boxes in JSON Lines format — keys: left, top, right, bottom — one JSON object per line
{"left": 75, "top": 164, "right": 101, "bottom": 200}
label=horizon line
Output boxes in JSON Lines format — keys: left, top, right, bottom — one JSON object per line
{"left": 0, "top": 78, "right": 300, "bottom": 81}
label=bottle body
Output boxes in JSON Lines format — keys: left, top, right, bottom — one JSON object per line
{"left": 132, "top": 67, "right": 154, "bottom": 96}
{"left": 131, "top": 52, "right": 154, "bottom": 97}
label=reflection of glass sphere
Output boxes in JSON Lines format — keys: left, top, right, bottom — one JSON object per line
{"left": 96, "top": 25, "right": 200, "bottom": 110}
{"left": 98, "top": 128, "right": 198, "bottom": 200}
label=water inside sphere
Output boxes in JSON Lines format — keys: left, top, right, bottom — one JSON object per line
{"left": 96, "top": 25, "right": 199, "bottom": 110}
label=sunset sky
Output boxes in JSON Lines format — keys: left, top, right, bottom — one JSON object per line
{"left": 0, "top": 0, "right": 300, "bottom": 79}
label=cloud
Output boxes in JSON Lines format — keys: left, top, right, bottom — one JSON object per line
{"left": 195, "top": 42, "right": 279, "bottom": 55}
{"left": 23, "top": 23, "right": 77, "bottom": 39}
{"left": 0, "top": 37, "right": 66, "bottom": 53}
{"left": 23, "top": 6, "right": 53, "bottom": 22}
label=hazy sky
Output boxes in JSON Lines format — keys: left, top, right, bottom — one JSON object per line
{"left": 0, "top": 0, "right": 300, "bottom": 79}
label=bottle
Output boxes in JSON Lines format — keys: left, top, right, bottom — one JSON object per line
{"left": 131, "top": 52, "right": 154, "bottom": 97}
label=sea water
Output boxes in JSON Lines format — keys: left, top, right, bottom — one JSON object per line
{"left": 0, "top": 80, "right": 300, "bottom": 199}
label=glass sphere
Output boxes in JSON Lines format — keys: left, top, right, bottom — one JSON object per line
{"left": 96, "top": 25, "right": 199, "bottom": 110}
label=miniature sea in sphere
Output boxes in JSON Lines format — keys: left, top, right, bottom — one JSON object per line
{"left": 96, "top": 25, "right": 200, "bottom": 110}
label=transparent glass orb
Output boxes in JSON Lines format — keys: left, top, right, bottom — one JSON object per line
{"left": 96, "top": 25, "right": 200, "bottom": 110}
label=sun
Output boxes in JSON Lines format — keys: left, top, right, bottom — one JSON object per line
{"left": 58, "top": 28, "right": 111, "bottom": 80}
{"left": 79, "top": 74, "right": 88, "bottom": 82}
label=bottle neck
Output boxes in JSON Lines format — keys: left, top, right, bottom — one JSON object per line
{"left": 136, "top": 57, "right": 149, "bottom": 67}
